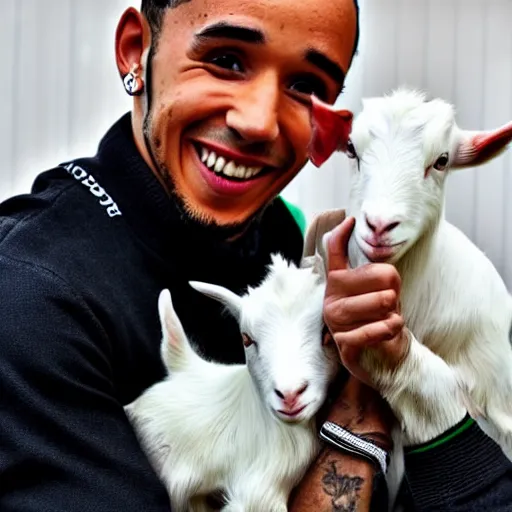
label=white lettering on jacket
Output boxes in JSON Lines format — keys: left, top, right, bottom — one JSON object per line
{"left": 63, "top": 163, "right": 122, "bottom": 218}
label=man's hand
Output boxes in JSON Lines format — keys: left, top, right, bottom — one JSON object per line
{"left": 322, "top": 217, "right": 467, "bottom": 446}
{"left": 323, "top": 217, "right": 410, "bottom": 386}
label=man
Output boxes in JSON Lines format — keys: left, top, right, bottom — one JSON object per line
{"left": 0, "top": 1, "right": 509, "bottom": 511}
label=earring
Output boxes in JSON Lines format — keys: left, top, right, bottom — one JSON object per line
{"left": 123, "top": 64, "right": 144, "bottom": 96}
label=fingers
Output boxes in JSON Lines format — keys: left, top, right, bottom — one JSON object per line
{"left": 327, "top": 217, "right": 356, "bottom": 272}
{"left": 323, "top": 218, "right": 407, "bottom": 385}
{"left": 332, "top": 313, "right": 404, "bottom": 348}
{"left": 326, "top": 263, "right": 401, "bottom": 298}
{"left": 325, "top": 289, "right": 399, "bottom": 329}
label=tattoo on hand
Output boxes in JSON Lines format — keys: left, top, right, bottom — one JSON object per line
{"left": 322, "top": 461, "right": 364, "bottom": 512}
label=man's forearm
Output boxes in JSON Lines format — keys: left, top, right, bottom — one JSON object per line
{"left": 289, "top": 445, "right": 377, "bottom": 512}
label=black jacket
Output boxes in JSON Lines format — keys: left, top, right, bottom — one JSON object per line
{"left": 0, "top": 113, "right": 510, "bottom": 511}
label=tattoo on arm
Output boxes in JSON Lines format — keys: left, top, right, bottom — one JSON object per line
{"left": 322, "top": 461, "right": 364, "bottom": 512}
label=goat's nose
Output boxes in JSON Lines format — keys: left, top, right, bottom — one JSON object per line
{"left": 274, "top": 382, "right": 309, "bottom": 407}
{"left": 365, "top": 214, "right": 401, "bottom": 235}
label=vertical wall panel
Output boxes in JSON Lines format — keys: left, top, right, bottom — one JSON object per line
{"left": 12, "top": 0, "right": 73, "bottom": 195}
{"left": 0, "top": 0, "right": 133, "bottom": 203}
{"left": 361, "top": 0, "right": 398, "bottom": 98}
{"left": 0, "top": 0, "right": 17, "bottom": 195}
{"left": 504, "top": 150, "right": 512, "bottom": 286}
{"left": 396, "top": 0, "right": 428, "bottom": 88}
{"left": 444, "top": 0, "right": 485, "bottom": 239}
{"left": 424, "top": 0, "right": 457, "bottom": 103}
{"left": 474, "top": 0, "right": 512, "bottom": 277}
{"left": 68, "top": 0, "right": 132, "bottom": 158}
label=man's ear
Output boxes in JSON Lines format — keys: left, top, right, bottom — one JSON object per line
{"left": 115, "top": 7, "right": 151, "bottom": 79}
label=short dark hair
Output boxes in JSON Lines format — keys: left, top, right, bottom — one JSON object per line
{"left": 140, "top": 0, "right": 360, "bottom": 62}
{"left": 140, "top": 0, "right": 177, "bottom": 41}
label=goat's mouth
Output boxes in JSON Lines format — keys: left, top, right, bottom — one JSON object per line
{"left": 275, "top": 404, "right": 309, "bottom": 422}
{"left": 357, "top": 236, "right": 406, "bottom": 263}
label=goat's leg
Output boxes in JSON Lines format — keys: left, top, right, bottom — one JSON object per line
{"left": 454, "top": 339, "right": 512, "bottom": 461}
{"left": 362, "top": 333, "right": 467, "bottom": 446}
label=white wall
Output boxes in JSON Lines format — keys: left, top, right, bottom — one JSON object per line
{"left": 0, "top": 0, "right": 134, "bottom": 198}
{"left": 1, "top": 0, "right": 511, "bottom": 284}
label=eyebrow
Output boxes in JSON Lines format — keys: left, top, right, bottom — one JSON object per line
{"left": 305, "top": 49, "right": 346, "bottom": 86}
{"left": 195, "top": 22, "right": 265, "bottom": 44}
{"left": 194, "top": 22, "right": 346, "bottom": 87}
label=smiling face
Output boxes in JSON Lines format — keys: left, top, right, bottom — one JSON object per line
{"left": 116, "top": 0, "right": 357, "bottom": 231}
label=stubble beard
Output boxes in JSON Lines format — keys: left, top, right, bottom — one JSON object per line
{"left": 142, "top": 113, "right": 259, "bottom": 241}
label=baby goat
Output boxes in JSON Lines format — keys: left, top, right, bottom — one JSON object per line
{"left": 309, "top": 88, "right": 512, "bottom": 504}
{"left": 125, "top": 254, "right": 338, "bottom": 512}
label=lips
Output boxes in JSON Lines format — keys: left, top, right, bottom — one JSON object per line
{"left": 277, "top": 404, "right": 308, "bottom": 419}
{"left": 193, "top": 139, "right": 277, "bottom": 179}
{"left": 358, "top": 237, "right": 405, "bottom": 262}
{"left": 190, "top": 141, "right": 275, "bottom": 197}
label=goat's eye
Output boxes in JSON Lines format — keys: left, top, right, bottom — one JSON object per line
{"left": 241, "top": 333, "right": 256, "bottom": 348}
{"left": 433, "top": 153, "right": 449, "bottom": 171}
{"left": 346, "top": 139, "right": 358, "bottom": 159}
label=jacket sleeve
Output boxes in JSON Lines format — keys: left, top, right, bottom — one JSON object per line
{"left": 0, "top": 255, "right": 172, "bottom": 512}
{"left": 402, "top": 415, "right": 512, "bottom": 511}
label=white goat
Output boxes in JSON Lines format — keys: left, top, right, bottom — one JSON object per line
{"left": 125, "top": 254, "right": 338, "bottom": 512}
{"left": 309, "top": 88, "right": 512, "bottom": 505}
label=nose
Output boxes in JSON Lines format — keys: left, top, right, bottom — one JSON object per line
{"left": 365, "top": 213, "right": 401, "bottom": 236}
{"left": 226, "top": 73, "right": 280, "bottom": 142}
{"left": 274, "top": 382, "right": 309, "bottom": 408}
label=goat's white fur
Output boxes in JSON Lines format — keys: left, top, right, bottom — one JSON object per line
{"left": 323, "top": 88, "right": 512, "bottom": 508}
{"left": 125, "top": 254, "right": 338, "bottom": 511}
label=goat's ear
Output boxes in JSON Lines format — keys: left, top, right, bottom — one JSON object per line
{"left": 452, "top": 121, "right": 512, "bottom": 168}
{"left": 308, "top": 95, "right": 353, "bottom": 168}
{"left": 189, "top": 281, "right": 242, "bottom": 320}
{"left": 158, "top": 289, "right": 188, "bottom": 372}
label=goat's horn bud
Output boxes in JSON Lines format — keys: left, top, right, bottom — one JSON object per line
{"left": 308, "top": 95, "right": 353, "bottom": 168}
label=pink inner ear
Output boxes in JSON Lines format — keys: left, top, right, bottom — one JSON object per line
{"left": 308, "top": 96, "right": 353, "bottom": 168}
{"left": 455, "top": 121, "right": 512, "bottom": 167}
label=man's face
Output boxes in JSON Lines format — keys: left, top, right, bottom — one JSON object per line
{"left": 136, "top": 0, "right": 357, "bottom": 227}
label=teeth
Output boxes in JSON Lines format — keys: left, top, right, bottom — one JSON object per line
{"left": 206, "top": 152, "right": 217, "bottom": 169}
{"left": 198, "top": 145, "right": 264, "bottom": 179}
{"left": 223, "top": 161, "right": 237, "bottom": 177}
{"left": 214, "top": 156, "right": 226, "bottom": 173}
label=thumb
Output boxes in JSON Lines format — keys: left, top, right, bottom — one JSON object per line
{"left": 327, "top": 216, "right": 356, "bottom": 272}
